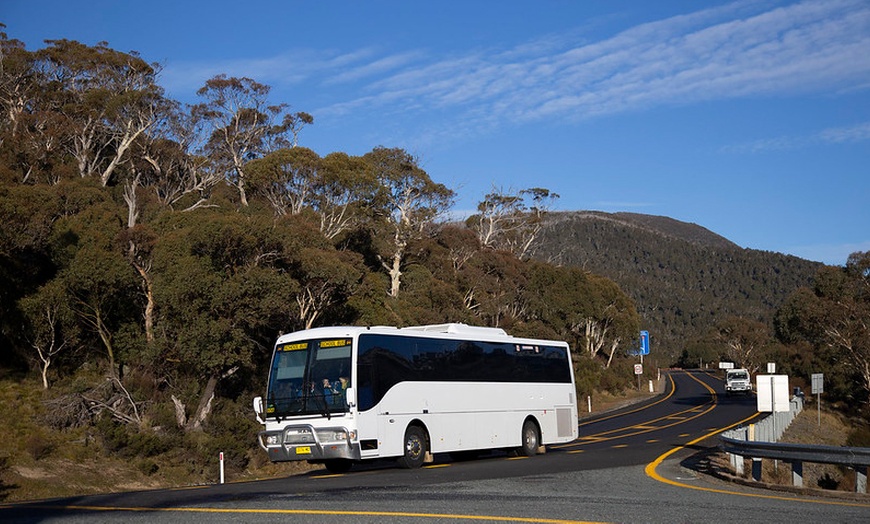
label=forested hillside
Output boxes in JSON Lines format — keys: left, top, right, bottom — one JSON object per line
{"left": 534, "top": 211, "right": 824, "bottom": 364}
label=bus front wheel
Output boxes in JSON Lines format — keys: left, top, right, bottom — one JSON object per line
{"left": 397, "top": 425, "right": 428, "bottom": 469}
{"left": 519, "top": 419, "right": 540, "bottom": 457}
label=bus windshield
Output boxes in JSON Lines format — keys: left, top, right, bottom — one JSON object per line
{"left": 266, "top": 337, "right": 353, "bottom": 418}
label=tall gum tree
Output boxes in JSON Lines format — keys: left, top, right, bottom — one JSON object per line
{"left": 33, "top": 39, "right": 164, "bottom": 186}
{"left": 315, "top": 152, "right": 377, "bottom": 240}
{"left": 776, "top": 252, "right": 870, "bottom": 405}
{"left": 192, "top": 75, "right": 311, "bottom": 207}
{"left": 471, "top": 186, "right": 559, "bottom": 260}
{"left": 246, "top": 146, "right": 320, "bottom": 216}
{"left": 363, "top": 147, "right": 454, "bottom": 298}
{"left": 152, "top": 211, "right": 298, "bottom": 431}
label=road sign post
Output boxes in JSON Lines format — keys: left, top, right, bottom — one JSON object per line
{"left": 639, "top": 331, "right": 649, "bottom": 355}
{"left": 812, "top": 373, "right": 824, "bottom": 427}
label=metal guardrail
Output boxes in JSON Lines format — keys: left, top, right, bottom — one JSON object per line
{"left": 721, "top": 395, "right": 804, "bottom": 442}
{"left": 720, "top": 436, "right": 870, "bottom": 468}
{"left": 719, "top": 396, "right": 869, "bottom": 493}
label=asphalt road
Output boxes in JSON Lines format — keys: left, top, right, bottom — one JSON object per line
{"left": 3, "top": 370, "right": 870, "bottom": 523}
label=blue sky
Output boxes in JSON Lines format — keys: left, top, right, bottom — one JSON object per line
{"left": 4, "top": 0, "right": 869, "bottom": 265}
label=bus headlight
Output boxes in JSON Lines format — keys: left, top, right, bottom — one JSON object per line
{"left": 264, "top": 433, "right": 281, "bottom": 446}
{"left": 316, "top": 428, "right": 356, "bottom": 443}
{"left": 318, "top": 429, "right": 346, "bottom": 442}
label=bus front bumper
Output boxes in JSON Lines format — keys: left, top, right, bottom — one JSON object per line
{"left": 258, "top": 424, "right": 362, "bottom": 462}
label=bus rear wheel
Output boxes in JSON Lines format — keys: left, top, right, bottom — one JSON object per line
{"left": 519, "top": 419, "right": 540, "bottom": 457}
{"left": 397, "top": 425, "right": 428, "bottom": 469}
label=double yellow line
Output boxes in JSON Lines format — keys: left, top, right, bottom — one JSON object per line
{"left": 644, "top": 372, "right": 870, "bottom": 508}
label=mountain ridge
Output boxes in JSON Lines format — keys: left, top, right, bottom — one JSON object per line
{"left": 534, "top": 211, "right": 823, "bottom": 363}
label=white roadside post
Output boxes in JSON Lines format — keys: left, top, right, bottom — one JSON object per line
{"left": 219, "top": 452, "right": 225, "bottom": 484}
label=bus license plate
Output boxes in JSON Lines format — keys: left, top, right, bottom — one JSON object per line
{"left": 296, "top": 446, "right": 311, "bottom": 455}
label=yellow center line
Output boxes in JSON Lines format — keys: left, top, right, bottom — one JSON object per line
{"left": 557, "top": 371, "right": 721, "bottom": 451}
{"left": 577, "top": 373, "right": 677, "bottom": 427}
{"left": 12, "top": 504, "right": 609, "bottom": 524}
{"left": 644, "top": 412, "right": 870, "bottom": 508}
{"left": 645, "top": 371, "right": 870, "bottom": 508}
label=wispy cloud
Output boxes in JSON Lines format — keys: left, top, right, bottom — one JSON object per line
{"left": 162, "top": 0, "right": 870, "bottom": 143}
{"left": 722, "top": 121, "right": 870, "bottom": 153}
{"left": 326, "top": 1, "right": 869, "bottom": 130}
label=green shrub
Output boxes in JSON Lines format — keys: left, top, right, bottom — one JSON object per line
{"left": 95, "top": 412, "right": 172, "bottom": 458}
{"left": 0, "top": 455, "right": 11, "bottom": 501}
{"left": 136, "top": 458, "right": 159, "bottom": 476}
{"left": 846, "top": 425, "right": 870, "bottom": 448}
{"left": 25, "top": 433, "right": 53, "bottom": 460}
{"left": 599, "top": 365, "right": 631, "bottom": 395}
{"left": 573, "top": 356, "right": 601, "bottom": 397}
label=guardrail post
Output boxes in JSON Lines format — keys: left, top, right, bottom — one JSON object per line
{"left": 791, "top": 460, "right": 803, "bottom": 487}
{"left": 732, "top": 453, "right": 744, "bottom": 476}
{"left": 752, "top": 458, "right": 762, "bottom": 482}
{"left": 857, "top": 466, "right": 867, "bottom": 493}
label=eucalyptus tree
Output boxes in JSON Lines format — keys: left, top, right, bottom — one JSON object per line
{"left": 459, "top": 246, "right": 529, "bottom": 327}
{"left": 362, "top": 146, "right": 454, "bottom": 298}
{"left": 246, "top": 149, "right": 381, "bottom": 240}
{"left": 712, "top": 316, "right": 771, "bottom": 372}
{"left": 192, "top": 75, "right": 311, "bottom": 207}
{"left": 128, "top": 100, "right": 221, "bottom": 212}
{"left": 33, "top": 39, "right": 165, "bottom": 186}
{"left": 291, "top": 246, "right": 364, "bottom": 330}
{"left": 51, "top": 197, "right": 142, "bottom": 380}
{"left": 776, "top": 251, "right": 870, "bottom": 405}
{"left": 0, "top": 26, "right": 33, "bottom": 141}
{"left": 18, "top": 279, "right": 79, "bottom": 389}
{"left": 580, "top": 273, "right": 640, "bottom": 368}
{"left": 150, "top": 211, "right": 327, "bottom": 430}
{"left": 523, "top": 262, "right": 638, "bottom": 367}
{"left": 0, "top": 33, "right": 72, "bottom": 184}
{"left": 246, "top": 146, "right": 320, "bottom": 216}
{"left": 315, "top": 152, "right": 378, "bottom": 239}
{"left": 471, "top": 186, "right": 559, "bottom": 259}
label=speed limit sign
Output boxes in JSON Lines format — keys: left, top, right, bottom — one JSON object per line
{"left": 634, "top": 363, "right": 643, "bottom": 375}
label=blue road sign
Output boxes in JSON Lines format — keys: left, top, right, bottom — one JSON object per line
{"left": 640, "top": 330, "right": 650, "bottom": 355}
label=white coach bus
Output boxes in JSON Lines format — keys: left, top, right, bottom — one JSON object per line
{"left": 253, "top": 323, "right": 578, "bottom": 473}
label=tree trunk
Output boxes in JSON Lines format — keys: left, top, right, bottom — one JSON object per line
{"left": 95, "top": 310, "right": 118, "bottom": 380}
{"left": 40, "top": 358, "right": 50, "bottom": 390}
{"left": 605, "top": 339, "right": 619, "bottom": 368}
{"left": 132, "top": 261, "right": 155, "bottom": 343}
{"left": 171, "top": 395, "right": 188, "bottom": 428}
{"left": 387, "top": 251, "right": 403, "bottom": 298}
{"left": 187, "top": 375, "right": 218, "bottom": 432}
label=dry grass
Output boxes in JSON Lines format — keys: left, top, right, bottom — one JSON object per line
{"left": 0, "top": 377, "right": 314, "bottom": 503}
{"left": 722, "top": 405, "right": 862, "bottom": 493}
{"left": 764, "top": 406, "right": 859, "bottom": 491}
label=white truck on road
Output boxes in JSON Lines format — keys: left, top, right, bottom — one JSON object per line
{"left": 724, "top": 368, "right": 752, "bottom": 395}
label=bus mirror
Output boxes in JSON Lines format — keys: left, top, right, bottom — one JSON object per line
{"left": 345, "top": 387, "right": 355, "bottom": 409}
{"left": 253, "top": 396, "right": 265, "bottom": 424}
